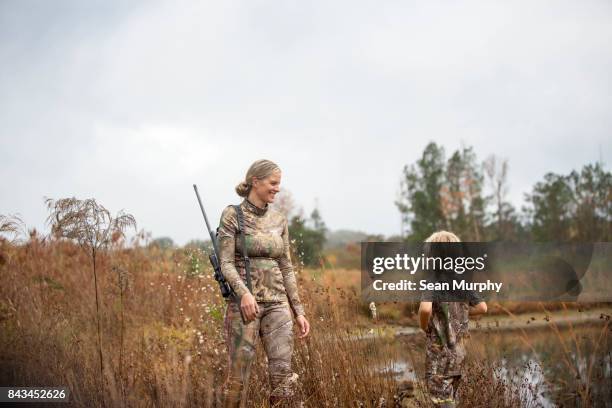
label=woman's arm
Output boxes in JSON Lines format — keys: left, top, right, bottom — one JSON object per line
{"left": 278, "top": 219, "right": 305, "bottom": 317}
{"left": 217, "top": 206, "right": 249, "bottom": 299}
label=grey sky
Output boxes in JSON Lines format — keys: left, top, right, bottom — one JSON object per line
{"left": 1, "top": 0, "right": 611, "bottom": 245}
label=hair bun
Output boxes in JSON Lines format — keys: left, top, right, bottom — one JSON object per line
{"left": 235, "top": 181, "right": 250, "bottom": 197}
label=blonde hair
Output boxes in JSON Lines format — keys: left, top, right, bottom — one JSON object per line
{"left": 425, "top": 230, "right": 461, "bottom": 243}
{"left": 424, "top": 231, "right": 462, "bottom": 276}
{"left": 235, "top": 159, "right": 281, "bottom": 197}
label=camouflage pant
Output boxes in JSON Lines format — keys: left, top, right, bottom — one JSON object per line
{"left": 222, "top": 301, "right": 295, "bottom": 407}
{"left": 425, "top": 339, "right": 466, "bottom": 407}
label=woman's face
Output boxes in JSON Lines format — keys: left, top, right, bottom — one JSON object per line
{"left": 252, "top": 170, "right": 281, "bottom": 204}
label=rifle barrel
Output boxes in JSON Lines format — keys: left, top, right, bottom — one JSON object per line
{"left": 193, "top": 184, "right": 220, "bottom": 256}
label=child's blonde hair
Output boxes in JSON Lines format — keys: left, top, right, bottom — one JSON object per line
{"left": 425, "top": 230, "right": 461, "bottom": 243}
{"left": 424, "top": 230, "right": 463, "bottom": 281}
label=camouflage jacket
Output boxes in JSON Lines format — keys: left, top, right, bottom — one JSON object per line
{"left": 217, "top": 199, "right": 305, "bottom": 317}
{"left": 426, "top": 297, "right": 480, "bottom": 348}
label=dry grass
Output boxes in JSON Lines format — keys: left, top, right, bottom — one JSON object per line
{"left": 0, "top": 204, "right": 609, "bottom": 407}
{"left": 0, "top": 233, "right": 403, "bottom": 406}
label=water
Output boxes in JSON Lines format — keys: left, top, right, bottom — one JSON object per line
{"left": 379, "top": 323, "right": 611, "bottom": 407}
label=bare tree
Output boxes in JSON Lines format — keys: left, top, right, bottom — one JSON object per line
{"left": 45, "top": 197, "right": 136, "bottom": 379}
{"left": 483, "top": 155, "right": 511, "bottom": 239}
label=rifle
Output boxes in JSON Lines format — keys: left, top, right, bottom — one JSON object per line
{"left": 193, "top": 184, "right": 248, "bottom": 324}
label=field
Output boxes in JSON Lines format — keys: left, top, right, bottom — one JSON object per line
{"left": 0, "top": 232, "right": 610, "bottom": 407}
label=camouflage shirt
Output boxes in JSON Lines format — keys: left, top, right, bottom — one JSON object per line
{"left": 422, "top": 276, "right": 482, "bottom": 347}
{"left": 217, "top": 199, "right": 305, "bottom": 317}
{"left": 426, "top": 302, "right": 471, "bottom": 348}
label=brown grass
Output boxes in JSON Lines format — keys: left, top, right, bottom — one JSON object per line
{"left": 0, "top": 205, "right": 609, "bottom": 407}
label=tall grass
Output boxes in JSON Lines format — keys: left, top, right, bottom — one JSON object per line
{"left": 0, "top": 232, "right": 400, "bottom": 406}
{"left": 0, "top": 223, "right": 609, "bottom": 406}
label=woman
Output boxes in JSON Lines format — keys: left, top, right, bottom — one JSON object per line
{"left": 217, "top": 159, "right": 310, "bottom": 407}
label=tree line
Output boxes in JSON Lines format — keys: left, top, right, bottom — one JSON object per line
{"left": 396, "top": 142, "right": 611, "bottom": 242}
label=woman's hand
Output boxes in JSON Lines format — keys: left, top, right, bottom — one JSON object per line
{"left": 296, "top": 315, "right": 310, "bottom": 339}
{"left": 240, "top": 293, "right": 259, "bottom": 322}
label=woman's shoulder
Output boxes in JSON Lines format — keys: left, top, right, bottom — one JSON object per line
{"left": 220, "top": 205, "right": 239, "bottom": 225}
{"left": 221, "top": 204, "right": 237, "bottom": 215}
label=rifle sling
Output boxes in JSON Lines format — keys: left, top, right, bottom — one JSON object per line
{"left": 233, "top": 205, "right": 253, "bottom": 294}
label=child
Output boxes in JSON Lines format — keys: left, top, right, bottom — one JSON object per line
{"left": 418, "top": 231, "right": 487, "bottom": 408}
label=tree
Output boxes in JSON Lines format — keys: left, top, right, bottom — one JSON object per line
{"left": 396, "top": 142, "right": 447, "bottom": 241}
{"left": 524, "top": 173, "right": 574, "bottom": 241}
{"left": 397, "top": 143, "right": 486, "bottom": 241}
{"left": 567, "top": 163, "right": 612, "bottom": 241}
{"left": 310, "top": 207, "right": 327, "bottom": 236}
{"left": 442, "top": 146, "right": 486, "bottom": 240}
{"left": 442, "top": 150, "right": 469, "bottom": 235}
{"left": 524, "top": 163, "right": 611, "bottom": 242}
{"left": 483, "top": 155, "right": 518, "bottom": 240}
{"left": 461, "top": 147, "right": 486, "bottom": 241}
{"left": 288, "top": 207, "right": 327, "bottom": 267}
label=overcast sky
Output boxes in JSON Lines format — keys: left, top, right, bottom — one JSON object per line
{"left": 1, "top": 0, "right": 611, "bottom": 245}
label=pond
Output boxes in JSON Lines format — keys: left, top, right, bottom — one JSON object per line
{"left": 376, "top": 322, "right": 611, "bottom": 407}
